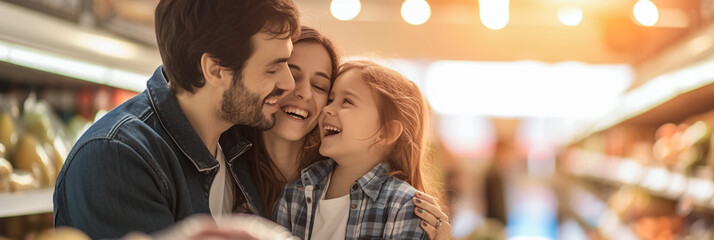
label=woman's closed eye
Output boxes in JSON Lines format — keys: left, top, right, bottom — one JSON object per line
{"left": 312, "top": 84, "right": 326, "bottom": 92}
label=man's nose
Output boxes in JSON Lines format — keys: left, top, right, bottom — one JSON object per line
{"left": 276, "top": 66, "right": 295, "bottom": 92}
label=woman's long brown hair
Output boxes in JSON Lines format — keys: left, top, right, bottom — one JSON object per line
{"left": 335, "top": 61, "right": 447, "bottom": 212}
{"left": 240, "top": 26, "right": 340, "bottom": 216}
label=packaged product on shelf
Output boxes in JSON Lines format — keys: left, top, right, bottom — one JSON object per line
{"left": 20, "top": 94, "right": 73, "bottom": 187}
{"left": 676, "top": 121, "right": 710, "bottom": 173}
{"left": 0, "top": 95, "right": 21, "bottom": 157}
{"left": 653, "top": 123, "right": 678, "bottom": 167}
{"left": 633, "top": 215, "right": 683, "bottom": 240}
{"left": 0, "top": 113, "right": 19, "bottom": 159}
{"left": 23, "top": 94, "right": 72, "bottom": 148}
{"left": 603, "top": 126, "right": 653, "bottom": 158}
{"left": 13, "top": 135, "right": 55, "bottom": 188}
{"left": 66, "top": 116, "right": 91, "bottom": 145}
{"left": 9, "top": 170, "right": 39, "bottom": 192}
{"left": 608, "top": 187, "right": 675, "bottom": 222}
{"left": 0, "top": 157, "right": 11, "bottom": 192}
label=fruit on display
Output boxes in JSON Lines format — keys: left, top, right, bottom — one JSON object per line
{"left": 0, "top": 158, "right": 12, "bottom": 192}
{"left": 632, "top": 215, "right": 682, "bottom": 240}
{"left": 46, "top": 141, "right": 68, "bottom": 175}
{"left": 0, "top": 94, "right": 79, "bottom": 192}
{"left": 66, "top": 115, "right": 91, "bottom": 144}
{"left": 0, "top": 143, "right": 5, "bottom": 158}
{"left": 13, "top": 136, "right": 55, "bottom": 188}
{"left": 35, "top": 227, "right": 90, "bottom": 240}
{"left": 651, "top": 120, "right": 713, "bottom": 173}
{"left": 9, "top": 170, "right": 39, "bottom": 192}
{"left": 0, "top": 157, "right": 12, "bottom": 178}
{"left": 0, "top": 113, "right": 18, "bottom": 157}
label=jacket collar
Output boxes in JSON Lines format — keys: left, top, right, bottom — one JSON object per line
{"left": 300, "top": 159, "right": 391, "bottom": 201}
{"left": 146, "top": 66, "right": 251, "bottom": 172}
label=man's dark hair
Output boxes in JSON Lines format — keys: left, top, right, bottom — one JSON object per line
{"left": 155, "top": 0, "right": 300, "bottom": 94}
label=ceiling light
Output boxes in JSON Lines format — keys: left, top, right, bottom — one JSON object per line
{"left": 633, "top": 0, "right": 659, "bottom": 26}
{"left": 480, "top": 0, "right": 510, "bottom": 30}
{"left": 557, "top": 6, "right": 583, "bottom": 26}
{"left": 330, "top": 0, "right": 361, "bottom": 21}
{"left": 401, "top": 0, "right": 431, "bottom": 25}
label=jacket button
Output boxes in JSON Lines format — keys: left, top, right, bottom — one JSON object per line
{"left": 352, "top": 184, "right": 358, "bottom": 190}
{"left": 351, "top": 204, "right": 357, "bottom": 209}
{"left": 306, "top": 197, "right": 312, "bottom": 204}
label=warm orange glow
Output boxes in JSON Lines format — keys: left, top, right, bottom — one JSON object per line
{"left": 633, "top": 0, "right": 659, "bottom": 26}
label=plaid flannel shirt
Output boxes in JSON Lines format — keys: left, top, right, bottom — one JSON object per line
{"left": 272, "top": 159, "right": 427, "bottom": 240}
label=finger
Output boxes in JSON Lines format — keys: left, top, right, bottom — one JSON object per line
{"left": 414, "top": 206, "right": 439, "bottom": 226}
{"left": 414, "top": 198, "right": 448, "bottom": 221}
{"left": 420, "top": 220, "right": 438, "bottom": 240}
{"left": 415, "top": 191, "right": 437, "bottom": 206}
{"left": 422, "top": 220, "right": 453, "bottom": 240}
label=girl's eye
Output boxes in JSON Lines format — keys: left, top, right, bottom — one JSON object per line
{"left": 327, "top": 98, "right": 334, "bottom": 104}
{"left": 343, "top": 98, "right": 353, "bottom": 105}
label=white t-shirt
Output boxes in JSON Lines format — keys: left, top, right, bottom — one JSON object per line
{"left": 209, "top": 144, "right": 235, "bottom": 217}
{"left": 310, "top": 173, "right": 350, "bottom": 239}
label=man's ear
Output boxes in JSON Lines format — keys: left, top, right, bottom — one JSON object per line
{"left": 380, "top": 120, "right": 403, "bottom": 145}
{"left": 200, "top": 53, "right": 232, "bottom": 89}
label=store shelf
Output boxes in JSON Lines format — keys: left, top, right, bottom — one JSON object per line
{"left": 565, "top": 149, "right": 714, "bottom": 211}
{"left": 0, "top": 1, "right": 160, "bottom": 92}
{"left": 570, "top": 57, "right": 714, "bottom": 145}
{"left": 565, "top": 182, "right": 638, "bottom": 240}
{"left": 0, "top": 188, "right": 54, "bottom": 218}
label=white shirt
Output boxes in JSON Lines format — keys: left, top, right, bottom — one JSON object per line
{"left": 209, "top": 144, "right": 234, "bottom": 217}
{"left": 310, "top": 173, "right": 350, "bottom": 239}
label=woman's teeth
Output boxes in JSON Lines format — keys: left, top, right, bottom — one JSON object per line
{"left": 282, "top": 106, "right": 308, "bottom": 119}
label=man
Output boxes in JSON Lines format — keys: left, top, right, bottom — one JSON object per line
{"left": 53, "top": 0, "right": 299, "bottom": 238}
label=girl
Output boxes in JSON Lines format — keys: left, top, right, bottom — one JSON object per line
{"left": 273, "top": 61, "right": 444, "bottom": 239}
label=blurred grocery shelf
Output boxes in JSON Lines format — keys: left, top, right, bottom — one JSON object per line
{"left": 565, "top": 149, "right": 714, "bottom": 211}
{"left": 0, "top": 0, "right": 160, "bottom": 92}
{"left": 570, "top": 22, "right": 714, "bottom": 145}
{"left": 0, "top": 188, "right": 53, "bottom": 218}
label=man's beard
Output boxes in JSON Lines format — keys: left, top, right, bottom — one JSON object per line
{"left": 217, "top": 75, "right": 276, "bottom": 130}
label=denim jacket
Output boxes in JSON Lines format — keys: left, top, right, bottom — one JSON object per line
{"left": 53, "top": 66, "right": 264, "bottom": 239}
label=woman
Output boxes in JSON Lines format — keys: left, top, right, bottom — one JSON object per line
{"left": 233, "top": 26, "right": 452, "bottom": 239}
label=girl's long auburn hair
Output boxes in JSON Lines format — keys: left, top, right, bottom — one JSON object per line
{"left": 336, "top": 60, "right": 446, "bottom": 212}
{"left": 238, "top": 26, "right": 340, "bottom": 216}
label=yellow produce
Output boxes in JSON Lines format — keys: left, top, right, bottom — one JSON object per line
{"left": 24, "top": 111, "right": 54, "bottom": 143}
{"left": 14, "top": 136, "right": 55, "bottom": 187}
{"left": 0, "top": 157, "right": 12, "bottom": 178}
{"left": 0, "top": 177, "right": 10, "bottom": 192}
{"left": 9, "top": 170, "right": 39, "bottom": 191}
{"left": 0, "top": 113, "right": 17, "bottom": 156}
{"left": 36, "top": 227, "right": 90, "bottom": 240}
{"left": 45, "top": 139, "right": 69, "bottom": 181}
{"left": 0, "top": 157, "right": 10, "bottom": 192}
